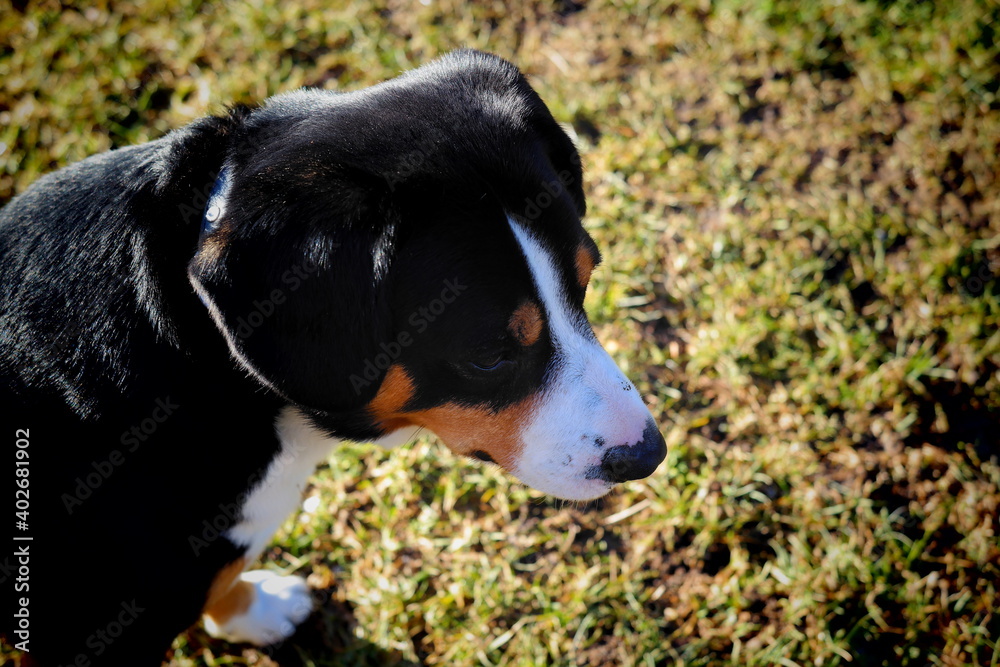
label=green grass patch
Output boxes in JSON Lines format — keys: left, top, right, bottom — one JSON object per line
{"left": 2, "top": 0, "right": 998, "bottom": 665}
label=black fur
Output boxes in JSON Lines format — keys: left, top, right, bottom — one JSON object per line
{"left": 1, "top": 50, "right": 593, "bottom": 665}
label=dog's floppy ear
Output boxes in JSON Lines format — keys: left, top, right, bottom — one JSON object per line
{"left": 188, "top": 164, "right": 398, "bottom": 413}
{"left": 537, "top": 119, "right": 587, "bottom": 218}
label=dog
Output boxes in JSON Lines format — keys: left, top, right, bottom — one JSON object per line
{"left": 0, "top": 49, "right": 666, "bottom": 664}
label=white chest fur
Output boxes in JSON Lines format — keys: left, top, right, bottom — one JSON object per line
{"left": 225, "top": 408, "right": 420, "bottom": 562}
{"left": 225, "top": 407, "right": 339, "bottom": 561}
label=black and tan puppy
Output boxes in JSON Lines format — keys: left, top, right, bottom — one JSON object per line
{"left": 0, "top": 50, "right": 665, "bottom": 664}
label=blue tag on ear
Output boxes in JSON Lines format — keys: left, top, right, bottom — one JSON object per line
{"left": 201, "top": 167, "right": 232, "bottom": 234}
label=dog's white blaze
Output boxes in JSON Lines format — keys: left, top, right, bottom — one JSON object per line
{"left": 508, "top": 217, "right": 653, "bottom": 500}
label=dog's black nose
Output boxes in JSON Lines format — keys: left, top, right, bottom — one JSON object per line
{"left": 599, "top": 421, "right": 667, "bottom": 483}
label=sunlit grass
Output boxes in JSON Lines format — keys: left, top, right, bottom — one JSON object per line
{"left": 2, "top": 0, "right": 998, "bottom": 665}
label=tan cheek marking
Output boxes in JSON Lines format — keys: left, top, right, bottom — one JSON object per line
{"left": 509, "top": 300, "right": 543, "bottom": 346}
{"left": 406, "top": 397, "right": 536, "bottom": 469}
{"left": 202, "top": 558, "right": 253, "bottom": 625}
{"left": 367, "top": 364, "right": 416, "bottom": 431}
{"left": 367, "top": 364, "right": 537, "bottom": 467}
{"left": 575, "top": 244, "right": 596, "bottom": 289}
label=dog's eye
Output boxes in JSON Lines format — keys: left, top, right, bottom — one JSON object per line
{"left": 468, "top": 353, "right": 510, "bottom": 372}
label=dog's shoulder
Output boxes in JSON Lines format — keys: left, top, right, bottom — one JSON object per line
{"left": 0, "top": 111, "right": 250, "bottom": 418}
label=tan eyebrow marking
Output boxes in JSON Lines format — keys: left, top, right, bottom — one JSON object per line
{"left": 575, "top": 243, "right": 597, "bottom": 288}
{"left": 509, "top": 300, "right": 543, "bottom": 346}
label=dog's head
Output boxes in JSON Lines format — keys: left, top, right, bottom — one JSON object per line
{"left": 188, "top": 50, "right": 665, "bottom": 501}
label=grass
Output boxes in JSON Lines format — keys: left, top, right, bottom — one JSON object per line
{"left": 2, "top": 0, "right": 999, "bottom": 665}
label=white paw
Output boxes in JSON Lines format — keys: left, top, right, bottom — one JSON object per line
{"left": 204, "top": 570, "right": 313, "bottom": 646}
